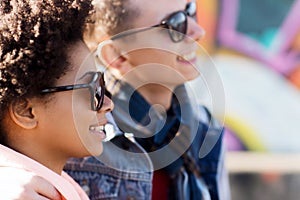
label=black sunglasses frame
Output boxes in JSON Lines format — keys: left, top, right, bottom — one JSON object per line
{"left": 41, "top": 71, "right": 105, "bottom": 111}
{"left": 111, "top": 2, "right": 197, "bottom": 42}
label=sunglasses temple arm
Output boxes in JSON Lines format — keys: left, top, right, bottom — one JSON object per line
{"left": 111, "top": 26, "right": 158, "bottom": 40}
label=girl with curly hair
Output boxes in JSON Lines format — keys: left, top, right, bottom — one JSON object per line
{"left": 0, "top": 0, "right": 113, "bottom": 199}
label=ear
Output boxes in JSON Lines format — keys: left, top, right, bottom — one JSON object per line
{"left": 9, "top": 98, "right": 38, "bottom": 129}
{"left": 97, "top": 40, "right": 132, "bottom": 74}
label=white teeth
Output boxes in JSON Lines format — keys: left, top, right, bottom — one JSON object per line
{"left": 182, "top": 52, "right": 196, "bottom": 61}
{"left": 178, "top": 51, "right": 196, "bottom": 61}
{"left": 90, "top": 125, "right": 104, "bottom": 132}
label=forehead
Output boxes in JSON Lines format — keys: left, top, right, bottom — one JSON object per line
{"left": 131, "top": 0, "right": 187, "bottom": 27}
{"left": 57, "top": 41, "right": 96, "bottom": 84}
{"left": 69, "top": 41, "right": 96, "bottom": 72}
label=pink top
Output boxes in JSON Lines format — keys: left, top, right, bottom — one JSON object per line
{"left": 0, "top": 144, "right": 89, "bottom": 200}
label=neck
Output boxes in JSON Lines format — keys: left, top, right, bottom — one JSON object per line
{"left": 137, "top": 83, "right": 174, "bottom": 110}
{"left": 10, "top": 139, "right": 67, "bottom": 174}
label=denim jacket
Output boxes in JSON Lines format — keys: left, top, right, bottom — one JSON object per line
{"left": 105, "top": 72, "right": 230, "bottom": 200}
{"left": 64, "top": 114, "right": 153, "bottom": 200}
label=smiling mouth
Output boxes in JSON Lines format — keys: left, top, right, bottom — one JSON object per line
{"left": 177, "top": 51, "right": 197, "bottom": 62}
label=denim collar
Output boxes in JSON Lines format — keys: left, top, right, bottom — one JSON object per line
{"left": 105, "top": 71, "right": 200, "bottom": 144}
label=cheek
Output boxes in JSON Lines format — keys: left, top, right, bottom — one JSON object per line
{"left": 40, "top": 97, "right": 88, "bottom": 155}
{"left": 46, "top": 96, "right": 76, "bottom": 129}
{"left": 72, "top": 110, "right": 104, "bottom": 156}
{"left": 41, "top": 89, "right": 102, "bottom": 157}
{"left": 72, "top": 91, "right": 97, "bottom": 132}
{"left": 73, "top": 107, "right": 95, "bottom": 134}
{"left": 129, "top": 49, "right": 178, "bottom": 67}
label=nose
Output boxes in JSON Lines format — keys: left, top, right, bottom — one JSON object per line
{"left": 186, "top": 17, "right": 205, "bottom": 42}
{"left": 98, "top": 95, "right": 114, "bottom": 113}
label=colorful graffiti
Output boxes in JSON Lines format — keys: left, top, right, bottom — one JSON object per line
{"left": 195, "top": 0, "right": 300, "bottom": 152}
{"left": 218, "top": 0, "right": 300, "bottom": 75}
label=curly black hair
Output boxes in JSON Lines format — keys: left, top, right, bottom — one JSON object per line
{"left": 0, "top": 0, "right": 92, "bottom": 144}
{"left": 84, "top": 0, "right": 139, "bottom": 49}
{"left": 91, "top": 0, "right": 138, "bottom": 36}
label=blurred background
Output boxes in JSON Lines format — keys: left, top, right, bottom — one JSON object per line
{"left": 194, "top": 0, "right": 300, "bottom": 199}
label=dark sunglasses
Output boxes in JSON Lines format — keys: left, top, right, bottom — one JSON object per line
{"left": 111, "top": 2, "right": 197, "bottom": 42}
{"left": 41, "top": 71, "right": 105, "bottom": 111}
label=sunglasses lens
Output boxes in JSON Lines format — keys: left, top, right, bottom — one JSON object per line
{"left": 186, "top": 2, "right": 197, "bottom": 19}
{"left": 94, "top": 92, "right": 101, "bottom": 110}
{"left": 168, "top": 12, "right": 187, "bottom": 42}
{"left": 94, "top": 73, "right": 105, "bottom": 111}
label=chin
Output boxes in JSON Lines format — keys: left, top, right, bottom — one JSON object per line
{"left": 179, "top": 72, "right": 199, "bottom": 83}
{"left": 188, "top": 74, "right": 200, "bottom": 81}
{"left": 86, "top": 144, "right": 104, "bottom": 157}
